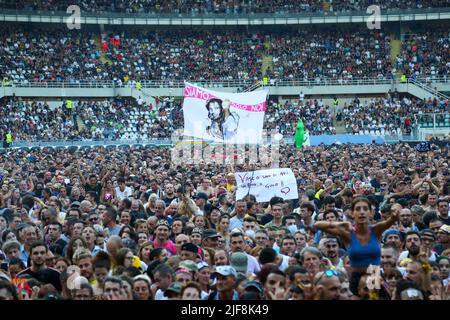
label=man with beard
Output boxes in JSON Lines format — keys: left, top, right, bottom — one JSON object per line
{"left": 17, "top": 241, "right": 62, "bottom": 291}
{"left": 130, "top": 199, "right": 146, "bottom": 221}
{"left": 381, "top": 245, "right": 404, "bottom": 276}
{"left": 399, "top": 208, "right": 419, "bottom": 233}
{"left": 437, "top": 199, "right": 450, "bottom": 225}
{"left": 382, "top": 229, "right": 403, "bottom": 251}
{"left": 162, "top": 184, "right": 177, "bottom": 207}
{"left": 398, "top": 231, "right": 422, "bottom": 263}
{"left": 153, "top": 220, "right": 177, "bottom": 256}
{"left": 73, "top": 248, "right": 96, "bottom": 285}
{"left": 324, "top": 237, "right": 344, "bottom": 269}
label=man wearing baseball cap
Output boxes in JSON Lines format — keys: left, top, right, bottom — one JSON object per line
{"left": 202, "top": 229, "right": 221, "bottom": 249}
{"left": 419, "top": 229, "right": 439, "bottom": 261}
{"left": 180, "top": 242, "right": 198, "bottom": 262}
{"left": 434, "top": 224, "right": 450, "bottom": 255}
{"left": 153, "top": 219, "right": 177, "bottom": 255}
{"left": 207, "top": 266, "right": 239, "bottom": 300}
{"left": 193, "top": 192, "right": 209, "bottom": 216}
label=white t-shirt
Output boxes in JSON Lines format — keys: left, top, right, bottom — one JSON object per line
{"left": 154, "top": 289, "right": 167, "bottom": 300}
{"left": 278, "top": 254, "right": 290, "bottom": 272}
{"left": 115, "top": 186, "right": 133, "bottom": 200}
{"left": 246, "top": 253, "right": 261, "bottom": 274}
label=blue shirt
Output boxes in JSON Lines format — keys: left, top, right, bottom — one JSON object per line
{"left": 229, "top": 215, "right": 243, "bottom": 232}
{"left": 19, "top": 244, "right": 29, "bottom": 267}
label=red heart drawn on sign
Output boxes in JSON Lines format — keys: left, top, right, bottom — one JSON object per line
{"left": 281, "top": 187, "right": 290, "bottom": 195}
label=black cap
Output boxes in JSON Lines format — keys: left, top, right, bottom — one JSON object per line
{"left": 202, "top": 229, "right": 220, "bottom": 239}
{"left": 181, "top": 242, "right": 198, "bottom": 254}
{"left": 176, "top": 186, "right": 185, "bottom": 194}
{"left": 194, "top": 192, "right": 208, "bottom": 201}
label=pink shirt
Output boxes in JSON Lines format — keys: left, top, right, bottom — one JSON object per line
{"left": 153, "top": 239, "right": 177, "bottom": 255}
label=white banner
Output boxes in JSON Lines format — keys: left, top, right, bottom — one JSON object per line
{"left": 183, "top": 82, "right": 268, "bottom": 143}
{"left": 235, "top": 168, "right": 298, "bottom": 202}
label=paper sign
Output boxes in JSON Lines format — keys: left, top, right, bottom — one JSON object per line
{"left": 183, "top": 82, "right": 268, "bottom": 143}
{"left": 235, "top": 168, "right": 298, "bottom": 202}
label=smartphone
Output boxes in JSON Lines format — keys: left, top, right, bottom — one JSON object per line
{"left": 0, "top": 262, "right": 8, "bottom": 272}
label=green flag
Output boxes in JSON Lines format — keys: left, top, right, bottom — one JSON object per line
{"left": 295, "top": 119, "right": 306, "bottom": 149}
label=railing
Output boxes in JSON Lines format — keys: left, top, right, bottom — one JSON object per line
{"left": 1, "top": 7, "right": 449, "bottom": 19}
{"left": 2, "top": 76, "right": 449, "bottom": 89}
{"left": 415, "top": 113, "right": 450, "bottom": 129}
{"left": 2, "top": 138, "right": 175, "bottom": 149}
{"left": 409, "top": 78, "right": 450, "bottom": 101}
{"left": 1, "top": 131, "right": 428, "bottom": 149}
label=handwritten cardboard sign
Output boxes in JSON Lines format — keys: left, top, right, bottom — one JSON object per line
{"left": 235, "top": 168, "right": 298, "bottom": 202}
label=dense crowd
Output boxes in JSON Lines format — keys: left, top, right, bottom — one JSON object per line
{"left": 337, "top": 94, "right": 450, "bottom": 135}
{"left": 2, "top": 91, "right": 449, "bottom": 142}
{"left": 1, "top": 26, "right": 448, "bottom": 84}
{"left": 265, "top": 99, "right": 335, "bottom": 136}
{"left": 267, "top": 30, "right": 393, "bottom": 81}
{"left": 0, "top": 99, "right": 79, "bottom": 141}
{"left": 0, "top": 142, "right": 449, "bottom": 300}
{"left": 397, "top": 30, "right": 450, "bottom": 79}
{"left": 1, "top": 0, "right": 448, "bottom": 14}
{"left": 0, "top": 96, "right": 185, "bottom": 141}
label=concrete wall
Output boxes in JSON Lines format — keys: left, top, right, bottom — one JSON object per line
{"left": 1, "top": 10, "right": 449, "bottom": 26}
{"left": 2, "top": 82, "right": 449, "bottom": 101}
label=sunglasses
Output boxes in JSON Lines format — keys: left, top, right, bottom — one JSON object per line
{"left": 314, "top": 269, "right": 338, "bottom": 285}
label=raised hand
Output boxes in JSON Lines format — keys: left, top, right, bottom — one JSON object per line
{"left": 267, "top": 287, "right": 288, "bottom": 300}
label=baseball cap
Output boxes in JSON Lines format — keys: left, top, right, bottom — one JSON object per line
{"left": 179, "top": 260, "right": 199, "bottom": 273}
{"left": 175, "top": 267, "right": 192, "bottom": 275}
{"left": 164, "top": 282, "right": 182, "bottom": 296}
{"left": 191, "top": 227, "right": 203, "bottom": 235}
{"left": 155, "top": 219, "right": 170, "bottom": 229}
{"left": 181, "top": 242, "right": 198, "bottom": 254}
{"left": 202, "top": 229, "right": 220, "bottom": 239}
{"left": 411, "top": 205, "right": 425, "bottom": 215}
{"left": 438, "top": 224, "right": 450, "bottom": 234}
{"left": 230, "top": 252, "right": 248, "bottom": 273}
{"left": 213, "top": 265, "right": 238, "bottom": 278}
{"left": 244, "top": 280, "right": 264, "bottom": 293}
{"left": 176, "top": 186, "right": 185, "bottom": 194}
{"left": 194, "top": 192, "right": 208, "bottom": 201}
{"left": 395, "top": 180, "right": 406, "bottom": 187}
{"left": 70, "top": 201, "right": 81, "bottom": 208}
{"left": 210, "top": 206, "right": 222, "bottom": 212}
{"left": 197, "top": 261, "right": 209, "bottom": 271}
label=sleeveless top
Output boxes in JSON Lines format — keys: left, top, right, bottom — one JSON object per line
{"left": 348, "top": 226, "right": 381, "bottom": 267}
